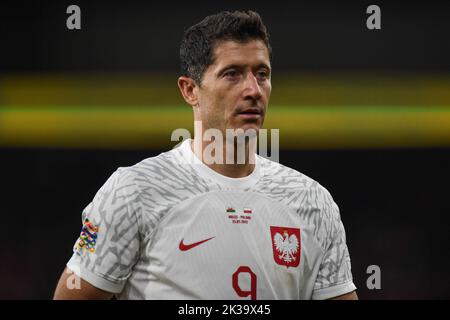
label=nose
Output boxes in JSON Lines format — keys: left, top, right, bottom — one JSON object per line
{"left": 243, "top": 73, "right": 262, "bottom": 101}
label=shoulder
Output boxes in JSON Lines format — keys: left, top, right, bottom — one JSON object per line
{"left": 256, "top": 155, "right": 341, "bottom": 232}
{"left": 113, "top": 146, "right": 189, "bottom": 187}
{"left": 104, "top": 147, "right": 198, "bottom": 205}
{"left": 124, "top": 146, "right": 183, "bottom": 174}
{"left": 105, "top": 147, "right": 210, "bottom": 236}
{"left": 93, "top": 147, "right": 186, "bottom": 208}
{"left": 256, "top": 155, "right": 336, "bottom": 205}
{"left": 257, "top": 155, "right": 316, "bottom": 188}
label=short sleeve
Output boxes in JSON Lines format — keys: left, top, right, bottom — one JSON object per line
{"left": 311, "top": 187, "right": 356, "bottom": 300}
{"left": 67, "top": 168, "right": 142, "bottom": 294}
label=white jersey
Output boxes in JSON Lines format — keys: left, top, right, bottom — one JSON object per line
{"left": 67, "top": 139, "right": 356, "bottom": 300}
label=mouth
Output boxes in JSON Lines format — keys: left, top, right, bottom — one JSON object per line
{"left": 236, "top": 108, "right": 262, "bottom": 119}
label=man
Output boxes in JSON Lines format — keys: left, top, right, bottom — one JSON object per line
{"left": 54, "top": 10, "right": 357, "bottom": 300}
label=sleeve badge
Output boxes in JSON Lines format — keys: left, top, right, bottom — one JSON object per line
{"left": 74, "top": 218, "right": 99, "bottom": 255}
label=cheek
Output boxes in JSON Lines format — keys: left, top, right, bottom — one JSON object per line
{"left": 200, "top": 90, "right": 227, "bottom": 125}
{"left": 210, "top": 89, "right": 231, "bottom": 115}
{"left": 263, "top": 83, "right": 272, "bottom": 101}
{"left": 200, "top": 82, "right": 241, "bottom": 126}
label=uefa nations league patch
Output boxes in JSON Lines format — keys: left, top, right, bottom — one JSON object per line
{"left": 74, "top": 218, "right": 99, "bottom": 255}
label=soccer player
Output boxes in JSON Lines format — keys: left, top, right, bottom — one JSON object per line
{"left": 54, "top": 10, "right": 357, "bottom": 300}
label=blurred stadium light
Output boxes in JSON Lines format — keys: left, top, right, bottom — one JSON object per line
{"left": 1, "top": 73, "right": 450, "bottom": 149}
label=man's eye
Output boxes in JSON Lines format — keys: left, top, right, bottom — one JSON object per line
{"left": 257, "top": 71, "right": 269, "bottom": 79}
{"left": 224, "top": 70, "right": 238, "bottom": 78}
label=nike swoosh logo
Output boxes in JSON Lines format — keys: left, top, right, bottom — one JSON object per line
{"left": 179, "top": 236, "right": 215, "bottom": 251}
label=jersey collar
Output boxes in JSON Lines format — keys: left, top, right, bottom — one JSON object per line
{"left": 178, "top": 138, "right": 261, "bottom": 189}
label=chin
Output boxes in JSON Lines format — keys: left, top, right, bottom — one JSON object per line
{"left": 226, "top": 118, "right": 264, "bottom": 137}
{"left": 233, "top": 123, "right": 261, "bottom": 135}
{"left": 244, "top": 124, "right": 261, "bottom": 133}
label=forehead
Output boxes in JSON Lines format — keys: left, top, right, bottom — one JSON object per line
{"left": 210, "top": 40, "right": 271, "bottom": 70}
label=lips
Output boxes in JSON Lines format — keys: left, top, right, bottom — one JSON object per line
{"left": 236, "top": 107, "right": 263, "bottom": 120}
{"left": 238, "top": 108, "right": 261, "bottom": 115}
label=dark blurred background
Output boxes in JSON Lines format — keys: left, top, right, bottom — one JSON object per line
{"left": 1, "top": 0, "right": 450, "bottom": 299}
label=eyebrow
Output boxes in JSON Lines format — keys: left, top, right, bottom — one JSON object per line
{"left": 216, "top": 63, "right": 271, "bottom": 76}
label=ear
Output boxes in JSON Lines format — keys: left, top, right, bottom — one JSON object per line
{"left": 178, "top": 76, "right": 199, "bottom": 107}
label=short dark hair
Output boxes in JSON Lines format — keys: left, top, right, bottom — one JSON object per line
{"left": 180, "top": 10, "right": 272, "bottom": 85}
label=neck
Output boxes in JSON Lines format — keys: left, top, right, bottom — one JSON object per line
{"left": 191, "top": 135, "right": 257, "bottom": 178}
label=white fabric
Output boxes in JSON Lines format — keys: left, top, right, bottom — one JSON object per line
{"left": 67, "top": 139, "right": 356, "bottom": 299}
